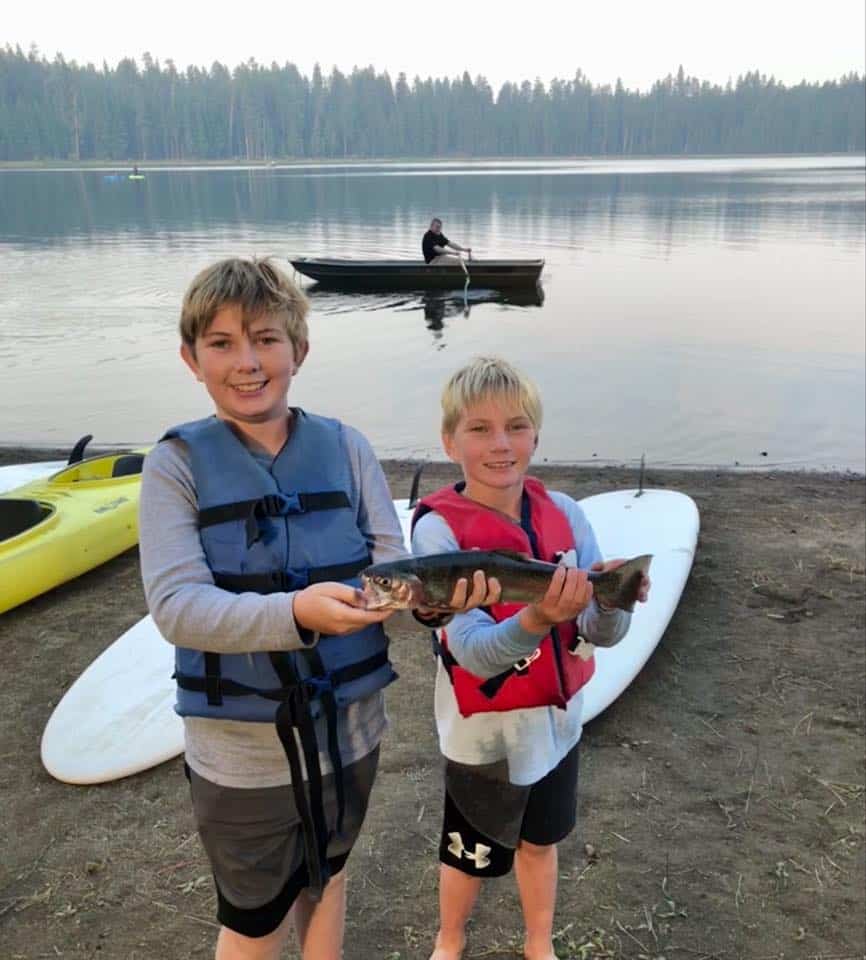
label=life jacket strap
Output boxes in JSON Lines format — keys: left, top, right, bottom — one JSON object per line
{"left": 212, "top": 555, "right": 370, "bottom": 595}
{"left": 299, "top": 646, "right": 345, "bottom": 836}
{"left": 204, "top": 652, "right": 223, "bottom": 706}
{"left": 173, "top": 649, "right": 390, "bottom": 701}
{"left": 269, "top": 656, "right": 330, "bottom": 900}
{"left": 198, "top": 490, "right": 351, "bottom": 529}
{"left": 200, "top": 491, "right": 352, "bottom": 548}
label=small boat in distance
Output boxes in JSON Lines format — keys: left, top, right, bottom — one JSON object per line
{"left": 290, "top": 257, "right": 544, "bottom": 290}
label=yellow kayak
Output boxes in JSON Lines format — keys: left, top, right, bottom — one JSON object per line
{"left": 0, "top": 451, "right": 145, "bottom": 614}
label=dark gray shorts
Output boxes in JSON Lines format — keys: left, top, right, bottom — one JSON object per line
{"left": 440, "top": 743, "right": 579, "bottom": 877}
{"left": 187, "top": 747, "right": 379, "bottom": 937}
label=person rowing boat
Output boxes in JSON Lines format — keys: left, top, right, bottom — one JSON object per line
{"left": 422, "top": 217, "right": 472, "bottom": 265}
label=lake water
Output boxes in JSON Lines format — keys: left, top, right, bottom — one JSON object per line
{"left": 1, "top": 156, "right": 864, "bottom": 472}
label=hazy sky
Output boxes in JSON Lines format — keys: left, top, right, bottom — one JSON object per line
{"left": 5, "top": 0, "right": 864, "bottom": 91}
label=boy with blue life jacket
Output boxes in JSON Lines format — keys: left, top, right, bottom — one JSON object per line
{"left": 139, "top": 258, "right": 494, "bottom": 960}
{"left": 411, "top": 357, "right": 650, "bottom": 960}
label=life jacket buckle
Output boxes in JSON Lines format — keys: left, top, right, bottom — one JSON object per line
{"left": 259, "top": 492, "right": 303, "bottom": 517}
{"left": 513, "top": 648, "right": 542, "bottom": 674}
{"left": 304, "top": 674, "right": 335, "bottom": 696}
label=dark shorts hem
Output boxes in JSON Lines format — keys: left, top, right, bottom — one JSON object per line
{"left": 216, "top": 850, "right": 351, "bottom": 938}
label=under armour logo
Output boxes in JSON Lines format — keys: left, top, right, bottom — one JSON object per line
{"left": 447, "top": 832, "right": 491, "bottom": 869}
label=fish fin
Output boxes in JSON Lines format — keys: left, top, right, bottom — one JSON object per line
{"left": 597, "top": 554, "right": 653, "bottom": 612}
{"left": 489, "top": 549, "right": 534, "bottom": 563}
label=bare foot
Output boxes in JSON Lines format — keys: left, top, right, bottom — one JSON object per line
{"left": 428, "top": 931, "right": 466, "bottom": 960}
{"left": 523, "top": 940, "right": 557, "bottom": 960}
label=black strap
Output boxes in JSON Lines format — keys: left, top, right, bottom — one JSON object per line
{"left": 478, "top": 669, "right": 512, "bottom": 699}
{"left": 477, "top": 649, "right": 541, "bottom": 699}
{"left": 268, "top": 653, "right": 330, "bottom": 900}
{"left": 519, "top": 489, "right": 541, "bottom": 559}
{"left": 174, "top": 649, "right": 390, "bottom": 700}
{"left": 204, "top": 652, "right": 223, "bottom": 706}
{"left": 300, "top": 645, "right": 346, "bottom": 837}
{"left": 431, "top": 634, "right": 458, "bottom": 682}
{"left": 199, "top": 491, "right": 351, "bottom": 529}
{"left": 213, "top": 555, "right": 370, "bottom": 595}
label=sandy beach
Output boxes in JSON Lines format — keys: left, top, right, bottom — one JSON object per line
{"left": 1, "top": 450, "right": 863, "bottom": 960}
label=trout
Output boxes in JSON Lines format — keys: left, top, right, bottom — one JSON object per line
{"left": 361, "top": 551, "right": 651, "bottom": 613}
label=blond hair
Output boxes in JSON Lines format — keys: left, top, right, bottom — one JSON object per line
{"left": 441, "top": 356, "right": 543, "bottom": 435}
{"left": 179, "top": 257, "right": 309, "bottom": 354}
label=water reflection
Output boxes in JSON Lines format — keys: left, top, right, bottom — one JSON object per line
{"left": 0, "top": 158, "right": 862, "bottom": 469}
{"left": 305, "top": 285, "right": 545, "bottom": 347}
{"left": 1, "top": 160, "right": 863, "bottom": 249}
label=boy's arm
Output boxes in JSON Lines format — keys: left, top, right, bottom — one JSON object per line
{"left": 344, "top": 425, "right": 407, "bottom": 564}
{"left": 411, "top": 512, "right": 548, "bottom": 678}
{"left": 139, "top": 441, "right": 318, "bottom": 653}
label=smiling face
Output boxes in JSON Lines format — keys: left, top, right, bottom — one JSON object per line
{"left": 442, "top": 393, "right": 538, "bottom": 509}
{"left": 180, "top": 303, "right": 307, "bottom": 431}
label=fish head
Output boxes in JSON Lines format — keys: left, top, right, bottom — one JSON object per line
{"left": 360, "top": 569, "right": 426, "bottom": 610}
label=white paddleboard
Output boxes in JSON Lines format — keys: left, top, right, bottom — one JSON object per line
{"left": 40, "top": 615, "right": 183, "bottom": 784}
{"left": 0, "top": 438, "right": 94, "bottom": 494}
{"left": 0, "top": 461, "right": 65, "bottom": 494}
{"left": 40, "top": 490, "right": 697, "bottom": 784}
{"left": 578, "top": 489, "right": 699, "bottom": 722}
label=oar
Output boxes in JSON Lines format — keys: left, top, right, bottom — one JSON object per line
{"left": 460, "top": 251, "right": 470, "bottom": 305}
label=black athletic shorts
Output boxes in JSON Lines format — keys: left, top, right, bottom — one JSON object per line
{"left": 186, "top": 747, "right": 379, "bottom": 938}
{"left": 439, "top": 742, "right": 579, "bottom": 878}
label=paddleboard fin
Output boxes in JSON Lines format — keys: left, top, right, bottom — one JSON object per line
{"left": 409, "top": 462, "right": 425, "bottom": 509}
{"left": 636, "top": 452, "right": 646, "bottom": 497}
{"left": 68, "top": 435, "right": 94, "bottom": 464}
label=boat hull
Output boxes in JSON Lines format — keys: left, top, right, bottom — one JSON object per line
{"left": 0, "top": 452, "right": 145, "bottom": 614}
{"left": 290, "top": 258, "right": 544, "bottom": 290}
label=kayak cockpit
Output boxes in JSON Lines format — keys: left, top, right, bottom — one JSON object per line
{"left": 53, "top": 453, "right": 145, "bottom": 484}
{"left": 0, "top": 499, "right": 55, "bottom": 543}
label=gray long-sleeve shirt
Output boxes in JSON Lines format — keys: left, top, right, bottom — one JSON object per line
{"left": 138, "top": 423, "right": 406, "bottom": 788}
{"left": 412, "top": 492, "right": 631, "bottom": 785}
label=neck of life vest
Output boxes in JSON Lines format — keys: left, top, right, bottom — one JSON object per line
{"left": 162, "top": 411, "right": 396, "bottom": 897}
{"left": 413, "top": 477, "right": 594, "bottom": 717}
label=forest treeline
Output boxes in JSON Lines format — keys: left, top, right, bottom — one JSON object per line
{"left": 1, "top": 46, "right": 863, "bottom": 161}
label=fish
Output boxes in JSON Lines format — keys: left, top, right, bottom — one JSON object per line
{"left": 361, "top": 550, "right": 651, "bottom": 613}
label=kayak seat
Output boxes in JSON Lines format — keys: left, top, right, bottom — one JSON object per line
{"left": 111, "top": 454, "right": 145, "bottom": 478}
{"left": 0, "top": 499, "right": 53, "bottom": 542}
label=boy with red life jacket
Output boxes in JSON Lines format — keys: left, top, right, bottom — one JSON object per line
{"left": 411, "top": 357, "right": 650, "bottom": 960}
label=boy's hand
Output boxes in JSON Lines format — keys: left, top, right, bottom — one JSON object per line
{"left": 590, "top": 560, "right": 652, "bottom": 611}
{"left": 519, "top": 565, "right": 592, "bottom": 635}
{"left": 293, "top": 582, "right": 394, "bottom": 636}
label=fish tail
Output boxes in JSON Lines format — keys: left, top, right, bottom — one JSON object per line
{"left": 594, "top": 554, "right": 652, "bottom": 612}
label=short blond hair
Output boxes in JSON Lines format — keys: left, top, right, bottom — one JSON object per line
{"left": 179, "top": 257, "right": 309, "bottom": 354}
{"left": 441, "top": 356, "right": 543, "bottom": 435}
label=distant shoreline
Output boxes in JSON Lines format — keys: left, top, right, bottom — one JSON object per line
{"left": 1, "top": 444, "right": 862, "bottom": 479}
{"left": 2, "top": 152, "right": 864, "bottom": 171}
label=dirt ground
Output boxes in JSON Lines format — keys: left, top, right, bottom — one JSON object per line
{"left": 1, "top": 450, "right": 864, "bottom": 960}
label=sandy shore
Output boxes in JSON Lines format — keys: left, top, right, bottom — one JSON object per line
{"left": 1, "top": 450, "right": 864, "bottom": 959}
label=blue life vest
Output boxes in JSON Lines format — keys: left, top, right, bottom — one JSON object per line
{"left": 162, "top": 410, "right": 396, "bottom": 896}
{"left": 163, "top": 411, "right": 395, "bottom": 722}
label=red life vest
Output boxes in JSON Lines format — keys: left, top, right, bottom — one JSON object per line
{"left": 413, "top": 477, "right": 595, "bottom": 717}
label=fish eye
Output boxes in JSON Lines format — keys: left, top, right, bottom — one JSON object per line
{"left": 375, "top": 576, "right": 391, "bottom": 587}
